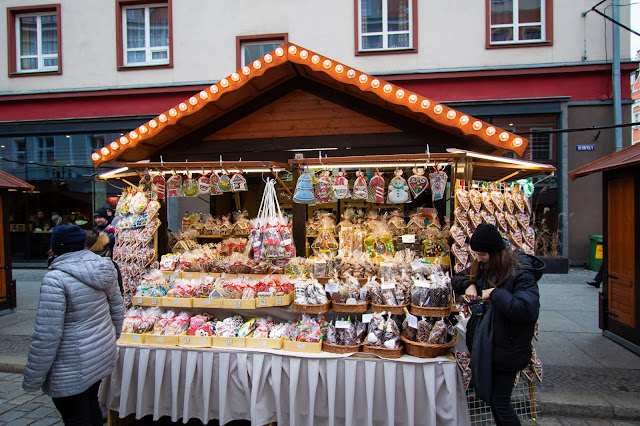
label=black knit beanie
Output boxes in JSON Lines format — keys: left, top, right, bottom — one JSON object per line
{"left": 50, "top": 225, "right": 87, "bottom": 255}
{"left": 470, "top": 223, "right": 505, "bottom": 253}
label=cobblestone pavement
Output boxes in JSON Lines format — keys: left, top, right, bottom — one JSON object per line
{"left": 0, "top": 336, "right": 31, "bottom": 357}
{"left": 0, "top": 372, "right": 62, "bottom": 426}
{"left": 538, "top": 366, "right": 640, "bottom": 394}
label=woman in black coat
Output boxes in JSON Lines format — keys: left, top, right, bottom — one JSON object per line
{"left": 452, "top": 224, "right": 544, "bottom": 426}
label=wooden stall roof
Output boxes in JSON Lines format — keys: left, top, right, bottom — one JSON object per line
{"left": 569, "top": 143, "right": 640, "bottom": 180}
{"left": 0, "top": 170, "right": 34, "bottom": 191}
{"left": 91, "top": 43, "right": 530, "bottom": 168}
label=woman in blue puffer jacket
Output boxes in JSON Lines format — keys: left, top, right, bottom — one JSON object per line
{"left": 23, "top": 225, "right": 124, "bottom": 425}
{"left": 452, "top": 223, "right": 543, "bottom": 426}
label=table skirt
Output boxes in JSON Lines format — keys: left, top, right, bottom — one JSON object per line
{"left": 100, "top": 346, "right": 471, "bottom": 426}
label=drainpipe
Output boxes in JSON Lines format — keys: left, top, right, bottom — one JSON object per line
{"left": 613, "top": 0, "right": 623, "bottom": 151}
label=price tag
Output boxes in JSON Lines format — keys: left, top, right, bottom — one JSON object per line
{"left": 132, "top": 335, "right": 141, "bottom": 342}
{"left": 411, "top": 258, "right": 431, "bottom": 271}
{"left": 402, "top": 234, "right": 416, "bottom": 244}
{"left": 156, "top": 337, "right": 163, "bottom": 342}
{"left": 235, "top": 301, "right": 242, "bottom": 308}
{"left": 226, "top": 338, "right": 233, "bottom": 345}
{"left": 151, "top": 299, "right": 158, "bottom": 305}
{"left": 259, "top": 299, "right": 267, "bottom": 306}
{"left": 414, "top": 279, "right": 429, "bottom": 288}
{"left": 259, "top": 341, "right": 267, "bottom": 346}
{"left": 381, "top": 281, "right": 395, "bottom": 290}
{"left": 276, "top": 298, "right": 283, "bottom": 304}
{"left": 172, "top": 299, "right": 180, "bottom": 304}
{"left": 253, "top": 241, "right": 261, "bottom": 247}
{"left": 407, "top": 314, "right": 418, "bottom": 329}
{"left": 183, "top": 337, "right": 190, "bottom": 344}
{"left": 335, "top": 320, "right": 350, "bottom": 329}
{"left": 185, "top": 273, "right": 193, "bottom": 278}
{"left": 362, "top": 314, "right": 374, "bottom": 323}
{"left": 325, "top": 283, "right": 339, "bottom": 293}
{"left": 280, "top": 239, "right": 292, "bottom": 246}
{"left": 203, "top": 300, "right": 211, "bottom": 305}
{"left": 136, "top": 298, "right": 143, "bottom": 304}
{"left": 297, "top": 343, "right": 305, "bottom": 348}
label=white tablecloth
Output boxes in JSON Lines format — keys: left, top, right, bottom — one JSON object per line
{"left": 100, "top": 345, "right": 471, "bottom": 426}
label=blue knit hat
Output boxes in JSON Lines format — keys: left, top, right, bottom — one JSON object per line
{"left": 50, "top": 225, "right": 87, "bottom": 255}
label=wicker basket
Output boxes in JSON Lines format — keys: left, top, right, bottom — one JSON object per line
{"left": 322, "top": 341, "right": 362, "bottom": 354}
{"left": 409, "top": 300, "right": 453, "bottom": 317}
{"left": 292, "top": 300, "right": 331, "bottom": 314}
{"left": 331, "top": 301, "right": 370, "bottom": 313}
{"left": 370, "top": 302, "right": 410, "bottom": 315}
{"left": 401, "top": 334, "right": 457, "bottom": 358}
{"left": 362, "top": 344, "right": 404, "bottom": 359}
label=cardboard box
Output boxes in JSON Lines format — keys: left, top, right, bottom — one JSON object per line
{"left": 132, "top": 296, "right": 161, "bottom": 307}
{"left": 179, "top": 335, "right": 212, "bottom": 347}
{"left": 146, "top": 334, "right": 180, "bottom": 345}
{"left": 254, "top": 292, "right": 294, "bottom": 308}
{"left": 162, "top": 297, "right": 193, "bottom": 308}
{"left": 192, "top": 298, "right": 223, "bottom": 308}
{"left": 211, "top": 336, "right": 246, "bottom": 348}
{"left": 118, "top": 333, "right": 146, "bottom": 344}
{"left": 283, "top": 340, "right": 322, "bottom": 353}
{"left": 222, "top": 299, "right": 256, "bottom": 310}
{"left": 245, "top": 337, "right": 284, "bottom": 349}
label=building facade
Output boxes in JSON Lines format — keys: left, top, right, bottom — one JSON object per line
{"left": 0, "top": 0, "right": 635, "bottom": 263}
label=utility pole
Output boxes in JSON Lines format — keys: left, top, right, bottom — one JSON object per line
{"left": 612, "top": 0, "right": 623, "bottom": 151}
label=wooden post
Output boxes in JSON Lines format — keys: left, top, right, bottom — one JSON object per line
{"left": 157, "top": 199, "right": 169, "bottom": 256}
{"left": 290, "top": 165, "right": 307, "bottom": 257}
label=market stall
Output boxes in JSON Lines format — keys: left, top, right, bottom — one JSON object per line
{"left": 91, "top": 43, "right": 554, "bottom": 425}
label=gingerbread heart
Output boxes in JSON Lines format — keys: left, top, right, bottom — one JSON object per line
{"left": 469, "top": 188, "right": 482, "bottom": 212}
{"left": 495, "top": 210, "right": 508, "bottom": 231}
{"left": 513, "top": 192, "right": 525, "bottom": 212}
{"left": 521, "top": 242, "right": 535, "bottom": 255}
{"left": 454, "top": 207, "right": 469, "bottom": 228}
{"left": 504, "top": 190, "right": 515, "bottom": 213}
{"left": 491, "top": 190, "right": 504, "bottom": 211}
{"left": 523, "top": 194, "right": 532, "bottom": 215}
{"left": 465, "top": 225, "right": 474, "bottom": 237}
{"left": 468, "top": 245, "right": 478, "bottom": 261}
{"left": 468, "top": 209, "right": 482, "bottom": 228}
{"left": 452, "top": 242, "right": 469, "bottom": 264}
{"left": 523, "top": 226, "right": 535, "bottom": 248}
{"left": 533, "top": 362, "right": 543, "bottom": 382}
{"left": 516, "top": 212, "right": 531, "bottom": 228}
{"left": 408, "top": 169, "right": 429, "bottom": 198}
{"left": 450, "top": 225, "right": 466, "bottom": 246}
{"left": 510, "top": 228, "right": 523, "bottom": 248}
{"left": 505, "top": 212, "right": 518, "bottom": 230}
{"left": 456, "top": 187, "right": 470, "bottom": 211}
{"left": 481, "top": 209, "right": 497, "bottom": 226}
{"left": 454, "top": 262, "right": 466, "bottom": 274}
{"left": 481, "top": 191, "right": 495, "bottom": 214}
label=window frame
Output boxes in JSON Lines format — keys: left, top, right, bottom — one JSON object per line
{"left": 12, "top": 137, "right": 27, "bottom": 165}
{"left": 529, "top": 127, "right": 554, "bottom": 161}
{"left": 354, "top": 0, "right": 418, "bottom": 56}
{"left": 486, "top": 0, "right": 553, "bottom": 49}
{"left": 36, "top": 136, "right": 55, "bottom": 163}
{"left": 6, "top": 4, "right": 62, "bottom": 77}
{"left": 116, "top": 0, "right": 173, "bottom": 71}
{"left": 236, "top": 34, "right": 288, "bottom": 70}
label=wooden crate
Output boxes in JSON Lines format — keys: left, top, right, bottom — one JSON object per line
{"left": 283, "top": 340, "right": 322, "bottom": 353}
{"left": 132, "top": 296, "right": 161, "bottom": 307}
{"left": 162, "top": 297, "right": 193, "bottom": 308}
{"left": 211, "top": 336, "right": 246, "bottom": 348}
{"left": 245, "top": 337, "right": 285, "bottom": 349}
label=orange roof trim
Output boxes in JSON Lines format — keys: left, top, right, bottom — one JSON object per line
{"left": 91, "top": 43, "right": 529, "bottom": 167}
{"left": 0, "top": 170, "right": 34, "bottom": 191}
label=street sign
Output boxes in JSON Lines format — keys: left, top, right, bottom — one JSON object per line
{"left": 576, "top": 144, "right": 596, "bottom": 151}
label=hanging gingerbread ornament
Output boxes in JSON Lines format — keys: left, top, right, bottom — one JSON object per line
{"left": 352, "top": 170, "right": 368, "bottom": 199}
{"left": 491, "top": 188, "right": 505, "bottom": 211}
{"left": 314, "top": 170, "right": 334, "bottom": 203}
{"left": 139, "top": 171, "right": 152, "bottom": 196}
{"left": 504, "top": 189, "right": 515, "bottom": 213}
{"left": 512, "top": 185, "right": 525, "bottom": 212}
{"left": 387, "top": 169, "right": 410, "bottom": 204}
{"left": 481, "top": 190, "right": 495, "bottom": 214}
{"left": 210, "top": 173, "right": 222, "bottom": 195}
{"left": 469, "top": 187, "right": 482, "bottom": 212}
{"left": 182, "top": 175, "right": 198, "bottom": 197}
{"left": 450, "top": 224, "right": 466, "bottom": 246}
{"left": 368, "top": 170, "right": 385, "bottom": 203}
{"left": 230, "top": 173, "right": 248, "bottom": 192}
{"left": 332, "top": 171, "right": 349, "bottom": 199}
{"left": 429, "top": 166, "right": 448, "bottom": 202}
{"left": 166, "top": 173, "right": 182, "bottom": 197}
{"left": 455, "top": 183, "right": 470, "bottom": 211}
{"left": 408, "top": 167, "right": 428, "bottom": 198}
{"left": 198, "top": 174, "right": 211, "bottom": 195}
{"left": 218, "top": 172, "right": 232, "bottom": 192}
{"left": 293, "top": 170, "right": 316, "bottom": 204}
{"left": 151, "top": 174, "right": 166, "bottom": 200}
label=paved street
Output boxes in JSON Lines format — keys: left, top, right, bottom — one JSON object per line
{"left": 1, "top": 267, "right": 639, "bottom": 424}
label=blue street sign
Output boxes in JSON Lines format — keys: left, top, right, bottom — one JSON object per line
{"left": 576, "top": 144, "right": 596, "bottom": 151}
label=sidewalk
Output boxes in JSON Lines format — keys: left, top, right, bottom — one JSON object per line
{"left": 1, "top": 267, "right": 639, "bottom": 424}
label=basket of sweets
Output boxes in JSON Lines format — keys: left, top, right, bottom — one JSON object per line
{"left": 367, "top": 276, "right": 411, "bottom": 315}
{"left": 327, "top": 276, "right": 369, "bottom": 313}
{"left": 401, "top": 315, "right": 457, "bottom": 358}
{"left": 409, "top": 271, "right": 453, "bottom": 317}
{"left": 332, "top": 301, "right": 369, "bottom": 313}
{"left": 362, "top": 313, "right": 404, "bottom": 359}
{"left": 322, "top": 318, "right": 365, "bottom": 354}
{"left": 292, "top": 277, "right": 330, "bottom": 314}
{"left": 322, "top": 341, "right": 362, "bottom": 354}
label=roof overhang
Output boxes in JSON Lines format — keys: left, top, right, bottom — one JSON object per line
{"left": 0, "top": 170, "right": 34, "bottom": 191}
{"left": 569, "top": 143, "right": 640, "bottom": 180}
{"left": 91, "top": 43, "right": 529, "bottom": 168}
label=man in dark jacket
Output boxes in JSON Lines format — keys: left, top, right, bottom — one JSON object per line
{"left": 93, "top": 208, "right": 115, "bottom": 253}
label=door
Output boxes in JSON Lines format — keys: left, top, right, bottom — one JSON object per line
{"left": 0, "top": 193, "right": 6, "bottom": 310}
{"left": 606, "top": 171, "right": 636, "bottom": 328}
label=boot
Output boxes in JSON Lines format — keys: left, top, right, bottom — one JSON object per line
{"left": 587, "top": 281, "right": 601, "bottom": 289}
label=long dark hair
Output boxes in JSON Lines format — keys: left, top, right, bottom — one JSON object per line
{"left": 469, "top": 249, "right": 520, "bottom": 288}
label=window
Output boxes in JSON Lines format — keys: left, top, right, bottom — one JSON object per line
{"left": 356, "top": 0, "right": 417, "bottom": 54}
{"left": 36, "top": 136, "right": 55, "bottom": 163}
{"left": 7, "top": 5, "right": 62, "bottom": 76}
{"left": 236, "top": 34, "right": 287, "bottom": 70}
{"left": 13, "top": 138, "right": 27, "bottom": 164}
{"left": 117, "top": 1, "right": 172, "bottom": 69}
{"left": 530, "top": 129, "right": 553, "bottom": 161}
{"left": 487, "top": 0, "right": 553, "bottom": 47}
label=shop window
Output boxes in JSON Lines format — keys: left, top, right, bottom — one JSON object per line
{"left": 13, "top": 138, "right": 27, "bottom": 164}
{"left": 356, "top": 0, "right": 417, "bottom": 55}
{"left": 530, "top": 129, "right": 553, "bottom": 161}
{"left": 36, "top": 136, "right": 55, "bottom": 163}
{"left": 236, "top": 34, "right": 287, "bottom": 70}
{"left": 117, "top": 1, "right": 172, "bottom": 69}
{"left": 487, "top": 0, "right": 552, "bottom": 47}
{"left": 7, "top": 5, "right": 61, "bottom": 76}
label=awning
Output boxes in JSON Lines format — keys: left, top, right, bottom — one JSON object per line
{"left": 569, "top": 143, "right": 640, "bottom": 180}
